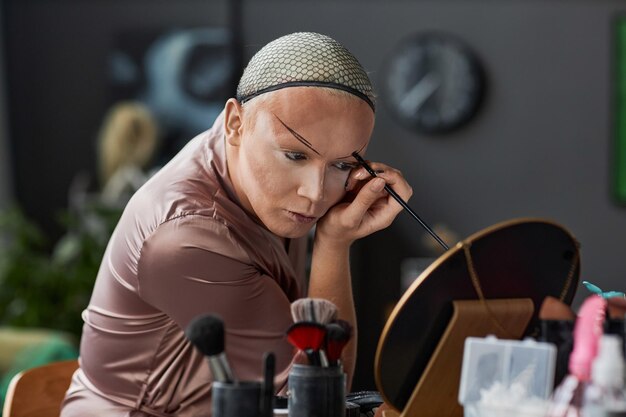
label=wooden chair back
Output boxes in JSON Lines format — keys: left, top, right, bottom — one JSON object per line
{"left": 2, "top": 359, "right": 78, "bottom": 417}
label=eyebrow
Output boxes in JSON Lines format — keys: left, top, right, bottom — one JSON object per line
{"left": 337, "top": 143, "right": 367, "bottom": 160}
{"left": 274, "top": 115, "right": 321, "bottom": 156}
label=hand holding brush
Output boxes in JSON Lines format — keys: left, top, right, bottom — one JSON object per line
{"left": 351, "top": 152, "right": 449, "bottom": 251}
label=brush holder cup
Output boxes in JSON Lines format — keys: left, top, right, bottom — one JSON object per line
{"left": 288, "top": 364, "right": 345, "bottom": 417}
{"left": 213, "top": 381, "right": 262, "bottom": 417}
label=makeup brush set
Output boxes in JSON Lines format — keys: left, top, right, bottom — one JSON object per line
{"left": 186, "top": 314, "right": 275, "bottom": 417}
{"left": 285, "top": 298, "right": 355, "bottom": 417}
{"left": 286, "top": 298, "right": 353, "bottom": 368}
{"left": 185, "top": 300, "right": 380, "bottom": 417}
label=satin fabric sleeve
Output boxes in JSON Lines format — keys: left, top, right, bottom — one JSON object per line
{"left": 136, "top": 214, "right": 296, "bottom": 382}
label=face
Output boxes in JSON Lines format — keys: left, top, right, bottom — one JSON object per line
{"left": 225, "top": 87, "right": 375, "bottom": 238}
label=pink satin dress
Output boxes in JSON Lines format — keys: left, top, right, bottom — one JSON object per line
{"left": 61, "top": 112, "right": 305, "bottom": 416}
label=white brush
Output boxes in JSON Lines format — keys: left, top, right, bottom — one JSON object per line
{"left": 291, "top": 298, "right": 338, "bottom": 325}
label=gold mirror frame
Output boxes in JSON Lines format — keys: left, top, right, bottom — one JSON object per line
{"left": 374, "top": 218, "right": 580, "bottom": 412}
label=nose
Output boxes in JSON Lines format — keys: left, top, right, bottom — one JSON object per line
{"left": 297, "top": 166, "right": 325, "bottom": 203}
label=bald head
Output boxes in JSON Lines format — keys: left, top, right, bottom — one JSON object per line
{"left": 237, "top": 32, "right": 375, "bottom": 112}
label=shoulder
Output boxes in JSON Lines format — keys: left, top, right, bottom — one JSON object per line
{"left": 141, "top": 214, "right": 251, "bottom": 266}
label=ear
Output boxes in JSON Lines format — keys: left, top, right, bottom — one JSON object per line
{"left": 224, "top": 98, "right": 244, "bottom": 146}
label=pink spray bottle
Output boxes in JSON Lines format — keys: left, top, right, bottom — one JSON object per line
{"left": 547, "top": 295, "right": 607, "bottom": 417}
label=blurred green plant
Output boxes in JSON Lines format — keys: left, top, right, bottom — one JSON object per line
{"left": 0, "top": 203, "right": 122, "bottom": 337}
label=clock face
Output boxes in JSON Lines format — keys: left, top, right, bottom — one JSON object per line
{"left": 381, "top": 33, "right": 486, "bottom": 134}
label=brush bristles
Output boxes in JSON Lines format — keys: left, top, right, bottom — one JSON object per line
{"left": 185, "top": 314, "right": 225, "bottom": 356}
{"left": 326, "top": 323, "right": 350, "bottom": 343}
{"left": 333, "top": 319, "right": 353, "bottom": 340}
{"left": 291, "top": 298, "right": 338, "bottom": 324}
{"left": 325, "top": 323, "right": 351, "bottom": 363}
{"left": 286, "top": 321, "right": 327, "bottom": 351}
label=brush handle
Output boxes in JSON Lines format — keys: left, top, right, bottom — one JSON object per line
{"left": 305, "top": 349, "right": 321, "bottom": 366}
{"left": 261, "top": 352, "right": 275, "bottom": 417}
{"left": 352, "top": 152, "right": 449, "bottom": 251}
{"left": 319, "top": 350, "right": 329, "bottom": 368}
{"left": 208, "top": 353, "right": 234, "bottom": 383}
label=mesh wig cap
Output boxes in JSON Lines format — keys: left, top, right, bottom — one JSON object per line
{"left": 237, "top": 32, "right": 375, "bottom": 111}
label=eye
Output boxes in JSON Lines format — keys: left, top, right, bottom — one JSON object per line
{"left": 333, "top": 162, "right": 357, "bottom": 172}
{"left": 284, "top": 151, "right": 307, "bottom": 161}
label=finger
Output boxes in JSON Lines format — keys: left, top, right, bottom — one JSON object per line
{"left": 351, "top": 167, "right": 370, "bottom": 181}
{"left": 348, "top": 162, "right": 398, "bottom": 187}
{"left": 342, "top": 177, "right": 387, "bottom": 225}
{"left": 375, "top": 171, "right": 413, "bottom": 201}
{"left": 346, "top": 169, "right": 381, "bottom": 192}
{"left": 360, "top": 166, "right": 413, "bottom": 206}
{"left": 345, "top": 165, "right": 373, "bottom": 191}
{"left": 367, "top": 163, "right": 403, "bottom": 180}
{"left": 352, "top": 162, "right": 392, "bottom": 177}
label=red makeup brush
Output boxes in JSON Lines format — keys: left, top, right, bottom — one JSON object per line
{"left": 286, "top": 321, "right": 327, "bottom": 366}
{"left": 325, "top": 320, "right": 353, "bottom": 367}
{"left": 290, "top": 298, "right": 339, "bottom": 366}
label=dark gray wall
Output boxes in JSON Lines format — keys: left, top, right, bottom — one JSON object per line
{"left": 0, "top": 1, "right": 11, "bottom": 208}
{"left": 3, "top": 0, "right": 230, "bottom": 235}
{"left": 241, "top": 0, "right": 626, "bottom": 388}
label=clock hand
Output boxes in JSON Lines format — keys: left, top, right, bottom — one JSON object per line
{"left": 399, "top": 72, "right": 441, "bottom": 115}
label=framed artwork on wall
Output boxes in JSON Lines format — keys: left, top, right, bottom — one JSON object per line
{"left": 108, "top": 27, "right": 236, "bottom": 164}
{"left": 2, "top": 1, "right": 238, "bottom": 236}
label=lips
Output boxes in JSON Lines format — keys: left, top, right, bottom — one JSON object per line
{"left": 286, "top": 210, "right": 317, "bottom": 224}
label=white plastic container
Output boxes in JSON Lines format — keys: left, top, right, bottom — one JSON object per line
{"left": 458, "top": 335, "right": 557, "bottom": 417}
{"left": 583, "top": 335, "right": 626, "bottom": 417}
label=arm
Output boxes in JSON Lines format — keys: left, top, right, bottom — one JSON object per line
{"left": 309, "top": 164, "right": 412, "bottom": 390}
{"left": 307, "top": 233, "right": 357, "bottom": 386}
{"left": 137, "top": 216, "right": 296, "bottom": 382}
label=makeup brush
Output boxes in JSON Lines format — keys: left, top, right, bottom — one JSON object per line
{"left": 290, "top": 298, "right": 339, "bottom": 325}
{"left": 185, "top": 314, "right": 235, "bottom": 383}
{"left": 286, "top": 321, "right": 327, "bottom": 366}
{"left": 260, "top": 352, "right": 275, "bottom": 417}
{"left": 291, "top": 298, "right": 338, "bottom": 367}
{"left": 351, "top": 152, "right": 449, "bottom": 251}
{"left": 325, "top": 321, "right": 353, "bottom": 367}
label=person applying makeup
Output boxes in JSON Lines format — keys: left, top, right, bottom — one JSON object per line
{"left": 61, "top": 32, "right": 412, "bottom": 417}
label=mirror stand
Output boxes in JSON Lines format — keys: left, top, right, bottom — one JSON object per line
{"left": 382, "top": 298, "right": 534, "bottom": 417}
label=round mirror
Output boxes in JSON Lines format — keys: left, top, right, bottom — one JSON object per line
{"left": 374, "top": 218, "right": 580, "bottom": 411}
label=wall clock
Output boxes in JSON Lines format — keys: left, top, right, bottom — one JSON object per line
{"left": 380, "top": 32, "right": 486, "bottom": 134}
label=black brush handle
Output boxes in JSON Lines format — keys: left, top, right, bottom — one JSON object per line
{"left": 305, "top": 349, "right": 321, "bottom": 366}
{"left": 352, "top": 152, "right": 449, "bottom": 251}
{"left": 261, "top": 352, "right": 275, "bottom": 417}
